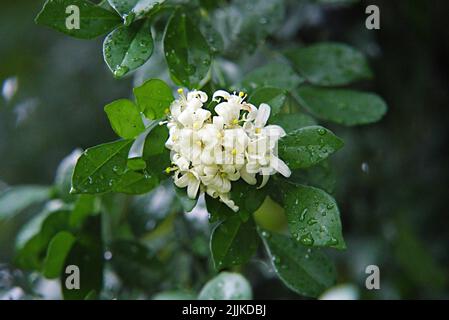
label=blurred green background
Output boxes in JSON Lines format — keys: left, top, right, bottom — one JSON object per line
{"left": 1, "top": 0, "right": 448, "bottom": 299}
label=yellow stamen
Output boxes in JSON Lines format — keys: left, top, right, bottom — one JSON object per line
{"left": 232, "top": 118, "right": 239, "bottom": 125}
{"left": 231, "top": 148, "right": 237, "bottom": 155}
{"left": 177, "top": 88, "right": 183, "bottom": 94}
{"left": 164, "top": 108, "right": 170, "bottom": 114}
{"left": 255, "top": 127, "right": 261, "bottom": 134}
{"left": 239, "top": 91, "right": 244, "bottom": 97}
{"left": 193, "top": 121, "right": 200, "bottom": 129}
{"left": 196, "top": 140, "right": 203, "bottom": 147}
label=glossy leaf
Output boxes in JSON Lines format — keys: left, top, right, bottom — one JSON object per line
{"left": 211, "top": 215, "right": 259, "bottom": 270}
{"left": 278, "top": 126, "right": 344, "bottom": 169}
{"left": 163, "top": 10, "right": 211, "bottom": 88}
{"left": 35, "top": 0, "right": 121, "bottom": 39}
{"left": 297, "top": 86, "right": 388, "bottom": 126}
{"left": 269, "top": 113, "right": 317, "bottom": 134}
{"left": 249, "top": 87, "right": 288, "bottom": 117}
{"left": 198, "top": 272, "right": 252, "bottom": 300}
{"left": 212, "top": 0, "right": 284, "bottom": 58}
{"left": 259, "top": 229, "right": 336, "bottom": 298}
{"left": 241, "top": 62, "right": 304, "bottom": 92}
{"left": 54, "top": 149, "right": 82, "bottom": 202}
{"left": 103, "top": 20, "right": 154, "bottom": 78}
{"left": 42, "top": 231, "right": 76, "bottom": 279}
{"left": 104, "top": 99, "right": 145, "bottom": 138}
{"left": 108, "top": 0, "right": 163, "bottom": 25}
{"left": 284, "top": 43, "right": 372, "bottom": 86}
{"left": 285, "top": 185, "right": 345, "bottom": 249}
{"left": 71, "top": 140, "right": 158, "bottom": 194}
{"left": 134, "top": 78, "right": 174, "bottom": 119}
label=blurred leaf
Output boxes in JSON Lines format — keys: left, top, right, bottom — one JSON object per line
{"left": 249, "top": 87, "right": 288, "bottom": 117}
{"left": 212, "top": 0, "right": 284, "bottom": 58}
{"left": 152, "top": 291, "right": 196, "bottom": 300}
{"left": 54, "top": 149, "right": 82, "bottom": 202}
{"left": 134, "top": 78, "right": 174, "bottom": 119}
{"left": 70, "top": 195, "right": 97, "bottom": 228}
{"left": 174, "top": 186, "right": 198, "bottom": 212}
{"left": 110, "top": 239, "right": 164, "bottom": 290}
{"left": 42, "top": 231, "right": 76, "bottom": 279}
{"left": 104, "top": 99, "right": 145, "bottom": 139}
{"left": 198, "top": 272, "right": 252, "bottom": 300}
{"left": 284, "top": 185, "right": 345, "bottom": 249}
{"left": 107, "top": 0, "right": 163, "bottom": 25}
{"left": 241, "top": 63, "right": 304, "bottom": 92}
{"left": 269, "top": 112, "right": 317, "bottom": 134}
{"left": 259, "top": 229, "right": 336, "bottom": 298}
{"left": 35, "top": 0, "right": 121, "bottom": 39}
{"left": 278, "top": 126, "right": 344, "bottom": 169}
{"left": 15, "top": 210, "right": 71, "bottom": 270}
{"left": 163, "top": 10, "right": 211, "bottom": 88}
{"left": 62, "top": 215, "right": 103, "bottom": 300}
{"left": 103, "top": 20, "right": 154, "bottom": 78}
{"left": 297, "top": 86, "right": 388, "bottom": 126}
{"left": 0, "top": 186, "right": 51, "bottom": 220}
{"left": 284, "top": 43, "right": 372, "bottom": 86}
{"left": 211, "top": 215, "right": 259, "bottom": 270}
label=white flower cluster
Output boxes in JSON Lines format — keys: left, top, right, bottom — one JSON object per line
{"left": 164, "top": 89, "right": 291, "bottom": 211}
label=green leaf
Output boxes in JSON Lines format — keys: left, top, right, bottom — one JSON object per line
{"left": 0, "top": 186, "right": 51, "bottom": 220}
{"left": 212, "top": 0, "right": 284, "bottom": 58}
{"left": 259, "top": 229, "right": 336, "bottom": 298}
{"left": 284, "top": 185, "right": 345, "bottom": 249}
{"left": 110, "top": 239, "right": 164, "bottom": 290}
{"left": 103, "top": 20, "right": 154, "bottom": 78}
{"left": 54, "top": 149, "right": 82, "bottom": 202}
{"left": 297, "top": 86, "right": 387, "bottom": 126}
{"left": 152, "top": 291, "right": 196, "bottom": 300}
{"left": 70, "top": 195, "right": 97, "bottom": 228}
{"left": 71, "top": 139, "right": 159, "bottom": 194}
{"left": 211, "top": 215, "right": 259, "bottom": 270}
{"left": 108, "top": 0, "right": 163, "bottom": 25}
{"left": 278, "top": 125, "right": 344, "bottom": 169}
{"left": 205, "top": 196, "right": 234, "bottom": 223}
{"left": 163, "top": 10, "right": 211, "bottom": 88}
{"left": 104, "top": 99, "right": 145, "bottom": 138}
{"left": 249, "top": 87, "right": 288, "bottom": 117}
{"left": 269, "top": 113, "right": 317, "bottom": 134}
{"left": 287, "top": 161, "right": 336, "bottom": 194}
{"left": 134, "top": 79, "right": 174, "bottom": 119}
{"left": 35, "top": 0, "right": 121, "bottom": 39}
{"left": 174, "top": 187, "right": 198, "bottom": 212}
{"left": 15, "top": 210, "right": 71, "bottom": 270}
{"left": 43, "top": 231, "right": 76, "bottom": 279}
{"left": 62, "top": 215, "right": 103, "bottom": 300}
{"left": 284, "top": 43, "right": 372, "bottom": 86}
{"left": 198, "top": 272, "right": 252, "bottom": 300}
{"left": 240, "top": 62, "right": 304, "bottom": 92}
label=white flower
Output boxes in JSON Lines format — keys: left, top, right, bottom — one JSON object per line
{"left": 164, "top": 88, "right": 291, "bottom": 212}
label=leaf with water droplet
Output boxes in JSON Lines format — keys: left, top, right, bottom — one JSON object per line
{"left": 35, "top": 0, "right": 121, "bottom": 40}
{"left": 285, "top": 185, "right": 346, "bottom": 250}
{"left": 259, "top": 229, "right": 336, "bottom": 298}
{"left": 284, "top": 42, "right": 372, "bottom": 86}
{"left": 297, "top": 86, "right": 387, "bottom": 126}
{"left": 210, "top": 215, "right": 259, "bottom": 270}
{"left": 163, "top": 9, "right": 211, "bottom": 88}
{"left": 198, "top": 272, "right": 252, "bottom": 300}
{"left": 103, "top": 19, "right": 154, "bottom": 78}
{"left": 278, "top": 125, "right": 344, "bottom": 169}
